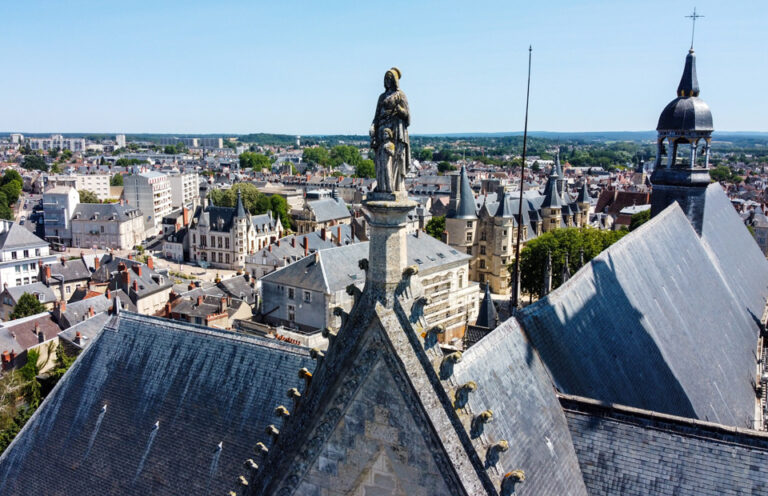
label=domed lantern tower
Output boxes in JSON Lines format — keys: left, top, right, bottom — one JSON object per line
{"left": 649, "top": 47, "right": 714, "bottom": 234}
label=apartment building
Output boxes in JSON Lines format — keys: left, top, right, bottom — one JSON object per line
{"left": 168, "top": 172, "right": 199, "bottom": 208}
{"left": 123, "top": 172, "right": 173, "bottom": 235}
{"left": 0, "top": 221, "right": 57, "bottom": 289}
{"left": 27, "top": 135, "right": 85, "bottom": 152}
{"left": 42, "top": 187, "right": 79, "bottom": 247}
{"left": 71, "top": 202, "right": 146, "bottom": 250}
{"left": 47, "top": 174, "right": 112, "bottom": 201}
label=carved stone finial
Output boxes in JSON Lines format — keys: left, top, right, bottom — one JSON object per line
{"left": 238, "top": 475, "right": 249, "bottom": 486}
{"left": 423, "top": 325, "right": 445, "bottom": 349}
{"left": 346, "top": 283, "right": 362, "bottom": 302}
{"left": 243, "top": 459, "right": 258, "bottom": 471}
{"left": 501, "top": 470, "right": 526, "bottom": 496}
{"left": 485, "top": 440, "right": 510, "bottom": 467}
{"left": 254, "top": 442, "right": 269, "bottom": 455}
{"left": 275, "top": 405, "right": 290, "bottom": 418}
{"left": 470, "top": 409, "right": 493, "bottom": 438}
{"left": 358, "top": 258, "right": 369, "bottom": 271}
{"left": 287, "top": 387, "right": 302, "bottom": 410}
{"left": 310, "top": 348, "right": 325, "bottom": 360}
{"left": 402, "top": 265, "right": 419, "bottom": 278}
{"left": 453, "top": 381, "right": 477, "bottom": 409}
{"left": 298, "top": 367, "right": 313, "bottom": 388}
{"left": 333, "top": 306, "right": 348, "bottom": 328}
{"left": 439, "top": 351, "right": 463, "bottom": 380}
{"left": 321, "top": 327, "right": 337, "bottom": 345}
{"left": 265, "top": 424, "right": 280, "bottom": 442}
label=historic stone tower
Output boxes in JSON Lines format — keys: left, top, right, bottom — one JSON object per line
{"left": 650, "top": 48, "right": 714, "bottom": 234}
{"left": 540, "top": 167, "right": 563, "bottom": 232}
{"left": 445, "top": 165, "right": 478, "bottom": 257}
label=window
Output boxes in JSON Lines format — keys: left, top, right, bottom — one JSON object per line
{"left": 480, "top": 232, "right": 486, "bottom": 241}
{"left": 303, "top": 291, "right": 311, "bottom": 303}
{"left": 466, "top": 246, "right": 472, "bottom": 255}
{"left": 100, "top": 226, "right": 105, "bottom": 233}
{"left": 480, "top": 246, "right": 486, "bottom": 255}
{"left": 218, "top": 252, "right": 223, "bottom": 263}
{"left": 479, "top": 274, "right": 485, "bottom": 283}
{"left": 11, "top": 252, "right": 17, "bottom": 260}
{"left": 466, "top": 232, "right": 472, "bottom": 242}
{"left": 66, "top": 286, "right": 71, "bottom": 294}
{"left": 31, "top": 276, "right": 37, "bottom": 283}
{"left": 23, "top": 250, "right": 29, "bottom": 258}
{"left": 288, "top": 287, "right": 295, "bottom": 299}
{"left": 23, "top": 277, "right": 29, "bottom": 285}
{"left": 503, "top": 230, "right": 507, "bottom": 236}
{"left": 35, "top": 249, "right": 40, "bottom": 257}
{"left": 479, "top": 260, "right": 486, "bottom": 269}
{"left": 466, "top": 221, "right": 472, "bottom": 228}
{"left": 225, "top": 238, "right": 229, "bottom": 249}
{"left": 15, "top": 266, "right": 20, "bottom": 273}
{"left": 193, "top": 233, "right": 196, "bottom": 244}
{"left": 218, "top": 237, "right": 222, "bottom": 249}
{"left": 287, "top": 304, "right": 295, "bottom": 322}
{"left": 225, "top": 254, "right": 230, "bottom": 264}
{"left": 15, "top": 279, "right": 21, "bottom": 286}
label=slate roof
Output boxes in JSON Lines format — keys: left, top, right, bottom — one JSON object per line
{"left": 72, "top": 203, "right": 142, "bottom": 223}
{"left": 518, "top": 201, "right": 763, "bottom": 427}
{"left": 217, "top": 275, "right": 258, "bottom": 305}
{"left": 657, "top": 50, "right": 713, "bottom": 132}
{"left": 307, "top": 197, "right": 350, "bottom": 223}
{"left": 3, "top": 282, "right": 56, "bottom": 304}
{"left": 454, "top": 165, "right": 478, "bottom": 219}
{"left": 0, "top": 312, "right": 313, "bottom": 495}
{"left": 58, "top": 295, "right": 116, "bottom": 329}
{"left": 47, "top": 258, "right": 92, "bottom": 282}
{"left": 57, "top": 311, "right": 111, "bottom": 351}
{"left": 1, "top": 312, "right": 60, "bottom": 350}
{"left": 474, "top": 284, "right": 498, "bottom": 329}
{"left": 561, "top": 394, "right": 768, "bottom": 495}
{"left": 261, "top": 232, "right": 469, "bottom": 294}
{"left": 0, "top": 221, "right": 48, "bottom": 250}
{"left": 452, "top": 319, "right": 588, "bottom": 496}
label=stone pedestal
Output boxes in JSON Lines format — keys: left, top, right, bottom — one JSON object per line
{"left": 364, "top": 193, "right": 417, "bottom": 302}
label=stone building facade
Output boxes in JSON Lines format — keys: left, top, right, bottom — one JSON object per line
{"left": 70, "top": 202, "right": 146, "bottom": 250}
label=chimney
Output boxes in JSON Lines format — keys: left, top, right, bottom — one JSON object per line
{"left": 336, "top": 226, "right": 341, "bottom": 246}
{"left": 88, "top": 306, "right": 95, "bottom": 317}
{"left": 60, "top": 300, "right": 66, "bottom": 313}
{"left": 164, "top": 302, "right": 172, "bottom": 316}
{"left": 268, "top": 245, "right": 272, "bottom": 252}
{"left": 61, "top": 258, "right": 66, "bottom": 267}
{"left": 44, "top": 265, "right": 51, "bottom": 283}
{"left": 146, "top": 256, "right": 154, "bottom": 270}
{"left": 34, "top": 322, "right": 40, "bottom": 336}
{"left": 105, "top": 288, "right": 111, "bottom": 300}
{"left": 122, "top": 270, "right": 130, "bottom": 290}
{"left": 277, "top": 239, "right": 281, "bottom": 247}
{"left": 291, "top": 237, "right": 295, "bottom": 248}
{"left": 197, "top": 295, "right": 203, "bottom": 306}
{"left": 303, "top": 236, "right": 309, "bottom": 257}
{"left": 127, "top": 254, "right": 133, "bottom": 260}
{"left": 188, "top": 282, "right": 195, "bottom": 291}
{"left": 117, "top": 262, "right": 126, "bottom": 272}
{"left": 182, "top": 206, "right": 189, "bottom": 226}
{"left": 321, "top": 228, "right": 327, "bottom": 241}
{"left": 133, "top": 264, "right": 142, "bottom": 277}
{"left": 219, "top": 297, "right": 228, "bottom": 312}
{"left": 75, "top": 331, "right": 82, "bottom": 345}
{"left": 94, "top": 256, "right": 100, "bottom": 270}
{"left": 132, "top": 280, "right": 138, "bottom": 292}
{"left": 119, "top": 198, "right": 124, "bottom": 206}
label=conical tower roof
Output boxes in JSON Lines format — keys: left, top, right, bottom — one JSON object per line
{"left": 576, "top": 180, "right": 591, "bottom": 204}
{"left": 235, "top": 188, "right": 248, "bottom": 218}
{"left": 677, "top": 49, "right": 700, "bottom": 97}
{"left": 475, "top": 283, "right": 499, "bottom": 330}
{"left": 455, "top": 165, "right": 477, "bottom": 219}
{"left": 541, "top": 169, "right": 563, "bottom": 209}
{"left": 657, "top": 49, "right": 713, "bottom": 132}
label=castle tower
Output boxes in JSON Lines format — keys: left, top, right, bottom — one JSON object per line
{"left": 540, "top": 168, "right": 563, "bottom": 232}
{"left": 650, "top": 48, "right": 714, "bottom": 234}
{"left": 445, "top": 165, "right": 477, "bottom": 256}
{"left": 576, "top": 180, "right": 592, "bottom": 226}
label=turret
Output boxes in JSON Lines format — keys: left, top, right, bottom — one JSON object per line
{"left": 540, "top": 168, "right": 562, "bottom": 232}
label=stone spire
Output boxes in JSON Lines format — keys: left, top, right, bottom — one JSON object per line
{"left": 541, "top": 168, "right": 563, "bottom": 209}
{"left": 235, "top": 189, "right": 248, "bottom": 219}
{"left": 677, "top": 49, "right": 700, "bottom": 98}
{"left": 448, "top": 165, "right": 477, "bottom": 219}
{"left": 476, "top": 283, "right": 499, "bottom": 330}
{"left": 562, "top": 252, "right": 571, "bottom": 284}
{"left": 542, "top": 250, "right": 552, "bottom": 297}
{"left": 554, "top": 151, "right": 565, "bottom": 198}
{"left": 576, "top": 180, "right": 591, "bottom": 204}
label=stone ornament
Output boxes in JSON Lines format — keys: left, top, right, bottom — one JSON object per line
{"left": 370, "top": 67, "right": 410, "bottom": 196}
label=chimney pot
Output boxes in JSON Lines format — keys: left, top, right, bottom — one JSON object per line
{"left": 197, "top": 295, "right": 203, "bottom": 306}
{"left": 146, "top": 256, "right": 154, "bottom": 270}
{"left": 291, "top": 237, "right": 295, "bottom": 248}
{"left": 303, "top": 237, "right": 309, "bottom": 256}
{"left": 105, "top": 288, "right": 111, "bottom": 299}
{"left": 321, "top": 228, "right": 327, "bottom": 241}
{"left": 132, "top": 280, "right": 138, "bottom": 291}
{"left": 59, "top": 300, "right": 66, "bottom": 313}
{"left": 94, "top": 257, "right": 100, "bottom": 270}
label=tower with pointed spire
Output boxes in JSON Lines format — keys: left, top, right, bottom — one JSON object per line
{"left": 540, "top": 167, "right": 564, "bottom": 232}
{"left": 650, "top": 46, "right": 714, "bottom": 234}
{"left": 445, "top": 164, "right": 478, "bottom": 259}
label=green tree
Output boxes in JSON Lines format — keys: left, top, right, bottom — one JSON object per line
{"left": 61, "top": 149, "right": 73, "bottom": 162}
{"left": 79, "top": 190, "right": 100, "bottom": 203}
{"left": 329, "top": 145, "right": 363, "bottom": 167}
{"left": 303, "top": 146, "right": 330, "bottom": 166}
{"left": 164, "top": 145, "right": 177, "bottom": 154}
{"left": 425, "top": 216, "right": 446, "bottom": 240}
{"left": 1, "top": 170, "right": 22, "bottom": 187}
{"left": 1, "top": 181, "right": 21, "bottom": 205}
{"left": 49, "top": 147, "right": 60, "bottom": 160}
{"left": 437, "top": 161, "right": 456, "bottom": 173}
{"left": 110, "top": 173, "right": 124, "bottom": 186}
{"left": 629, "top": 209, "right": 651, "bottom": 231}
{"left": 709, "top": 166, "right": 732, "bottom": 182}
{"left": 269, "top": 195, "right": 292, "bottom": 229}
{"left": 208, "top": 183, "right": 292, "bottom": 229}
{"left": 239, "top": 152, "right": 272, "bottom": 171}
{"left": 416, "top": 148, "right": 433, "bottom": 162}
{"left": 49, "top": 162, "right": 62, "bottom": 174}
{"left": 9, "top": 293, "right": 46, "bottom": 320}
{"left": 21, "top": 155, "right": 48, "bottom": 172}
{"left": 514, "top": 227, "right": 627, "bottom": 299}
{"left": 354, "top": 159, "right": 375, "bottom": 178}
{"left": 115, "top": 158, "right": 147, "bottom": 167}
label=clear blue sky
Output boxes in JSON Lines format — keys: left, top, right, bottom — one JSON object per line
{"left": 1, "top": 0, "right": 765, "bottom": 134}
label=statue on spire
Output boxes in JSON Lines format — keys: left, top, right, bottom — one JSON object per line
{"left": 370, "top": 67, "right": 411, "bottom": 196}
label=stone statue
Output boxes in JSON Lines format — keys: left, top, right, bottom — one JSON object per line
{"left": 370, "top": 67, "right": 410, "bottom": 195}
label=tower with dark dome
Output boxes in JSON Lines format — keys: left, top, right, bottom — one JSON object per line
{"left": 650, "top": 48, "right": 714, "bottom": 234}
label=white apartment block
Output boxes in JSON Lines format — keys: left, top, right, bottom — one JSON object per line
{"left": 168, "top": 172, "right": 199, "bottom": 208}
{"left": 47, "top": 174, "right": 112, "bottom": 201}
{"left": 123, "top": 172, "right": 173, "bottom": 235}
{"left": 0, "top": 221, "right": 57, "bottom": 289}
{"left": 198, "top": 137, "right": 223, "bottom": 148}
{"left": 28, "top": 135, "right": 85, "bottom": 152}
{"left": 116, "top": 134, "right": 126, "bottom": 148}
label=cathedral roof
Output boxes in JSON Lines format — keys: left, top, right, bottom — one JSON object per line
{"left": 518, "top": 186, "right": 767, "bottom": 427}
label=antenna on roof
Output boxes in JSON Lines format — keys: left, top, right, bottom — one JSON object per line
{"left": 510, "top": 45, "right": 533, "bottom": 314}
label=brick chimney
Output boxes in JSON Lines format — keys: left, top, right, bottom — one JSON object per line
{"left": 75, "top": 331, "right": 82, "bottom": 345}
{"left": 268, "top": 245, "right": 272, "bottom": 252}
{"left": 187, "top": 282, "right": 195, "bottom": 291}
{"left": 277, "top": 239, "right": 281, "bottom": 247}
{"left": 219, "top": 297, "right": 228, "bottom": 312}
{"left": 127, "top": 254, "right": 132, "bottom": 260}
{"left": 117, "top": 262, "right": 126, "bottom": 272}
{"left": 88, "top": 306, "right": 95, "bottom": 317}
{"left": 321, "top": 228, "right": 327, "bottom": 241}
{"left": 182, "top": 206, "right": 189, "bottom": 226}
{"left": 43, "top": 264, "right": 51, "bottom": 283}
{"left": 133, "top": 264, "right": 142, "bottom": 277}
{"left": 336, "top": 226, "right": 342, "bottom": 246}
{"left": 197, "top": 295, "right": 203, "bottom": 306}
{"left": 60, "top": 300, "right": 66, "bottom": 313}
{"left": 132, "top": 280, "right": 138, "bottom": 292}
{"left": 291, "top": 237, "right": 295, "bottom": 248}
{"left": 146, "top": 256, "right": 154, "bottom": 270}
{"left": 303, "top": 236, "right": 309, "bottom": 257}
{"left": 105, "top": 288, "right": 111, "bottom": 300}
{"left": 122, "top": 270, "right": 130, "bottom": 290}
{"left": 94, "top": 256, "right": 100, "bottom": 270}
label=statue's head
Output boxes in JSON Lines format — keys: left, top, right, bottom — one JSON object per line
{"left": 384, "top": 67, "right": 401, "bottom": 90}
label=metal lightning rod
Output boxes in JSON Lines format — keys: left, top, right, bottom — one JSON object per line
{"left": 510, "top": 45, "right": 532, "bottom": 314}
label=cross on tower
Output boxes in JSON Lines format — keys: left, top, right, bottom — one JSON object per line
{"left": 686, "top": 7, "right": 704, "bottom": 50}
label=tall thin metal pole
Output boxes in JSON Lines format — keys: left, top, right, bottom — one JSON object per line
{"left": 510, "top": 45, "right": 532, "bottom": 314}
